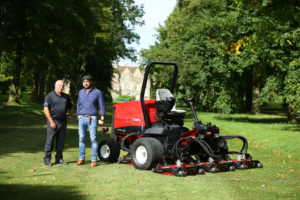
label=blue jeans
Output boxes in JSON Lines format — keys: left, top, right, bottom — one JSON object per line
{"left": 78, "top": 116, "right": 98, "bottom": 161}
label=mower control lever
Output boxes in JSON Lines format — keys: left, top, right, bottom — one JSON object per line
{"left": 180, "top": 93, "right": 194, "bottom": 104}
{"left": 181, "top": 93, "right": 199, "bottom": 122}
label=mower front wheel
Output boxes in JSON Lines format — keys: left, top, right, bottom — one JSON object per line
{"left": 98, "top": 140, "right": 120, "bottom": 162}
{"left": 131, "top": 138, "right": 163, "bottom": 170}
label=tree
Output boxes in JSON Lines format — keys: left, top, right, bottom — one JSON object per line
{"left": 141, "top": 0, "right": 252, "bottom": 113}
{"left": 244, "top": 0, "right": 300, "bottom": 122}
{"left": 141, "top": 0, "right": 299, "bottom": 123}
{"left": 0, "top": 0, "right": 144, "bottom": 104}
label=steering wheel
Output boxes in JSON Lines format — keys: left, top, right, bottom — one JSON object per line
{"left": 180, "top": 93, "right": 194, "bottom": 104}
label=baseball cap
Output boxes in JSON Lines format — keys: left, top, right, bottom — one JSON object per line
{"left": 82, "top": 75, "right": 92, "bottom": 81}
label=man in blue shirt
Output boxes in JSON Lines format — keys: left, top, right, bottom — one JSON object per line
{"left": 75, "top": 75, "right": 106, "bottom": 167}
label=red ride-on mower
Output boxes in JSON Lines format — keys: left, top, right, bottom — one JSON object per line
{"left": 98, "top": 61, "right": 263, "bottom": 176}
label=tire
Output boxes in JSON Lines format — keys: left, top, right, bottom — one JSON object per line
{"left": 98, "top": 140, "right": 120, "bottom": 162}
{"left": 131, "top": 137, "right": 163, "bottom": 170}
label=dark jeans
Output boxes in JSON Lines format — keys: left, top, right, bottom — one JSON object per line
{"left": 43, "top": 120, "right": 66, "bottom": 163}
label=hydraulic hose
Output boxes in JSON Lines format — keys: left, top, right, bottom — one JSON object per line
{"left": 121, "top": 132, "right": 138, "bottom": 152}
{"left": 194, "top": 138, "right": 216, "bottom": 158}
{"left": 172, "top": 137, "right": 216, "bottom": 161}
{"left": 223, "top": 136, "right": 248, "bottom": 155}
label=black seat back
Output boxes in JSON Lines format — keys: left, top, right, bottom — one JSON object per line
{"left": 155, "top": 97, "right": 175, "bottom": 118}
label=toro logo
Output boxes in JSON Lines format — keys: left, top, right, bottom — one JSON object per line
{"left": 132, "top": 118, "right": 141, "bottom": 122}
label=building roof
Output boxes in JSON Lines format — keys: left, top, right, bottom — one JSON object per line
{"left": 116, "top": 65, "right": 139, "bottom": 74}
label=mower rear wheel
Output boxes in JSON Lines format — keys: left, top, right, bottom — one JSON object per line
{"left": 98, "top": 140, "right": 120, "bottom": 162}
{"left": 131, "top": 138, "right": 163, "bottom": 170}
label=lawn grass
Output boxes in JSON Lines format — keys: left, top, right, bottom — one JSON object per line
{"left": 0, "top": 94, "right": 299, "bottom": 200}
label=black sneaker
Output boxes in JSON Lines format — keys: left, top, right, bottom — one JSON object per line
{"left": 55, "top": 159, "right": 68, "bottom": 165}
{"left": 44, "top": 160, "right": 53, "bottom": 167}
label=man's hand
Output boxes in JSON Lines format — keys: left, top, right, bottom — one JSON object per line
{"left": 68, "top": 107, "right": 74, "bottom": 122}
{"left": 44, "top": 107, "right": 56, "bottom": 129}
{"left": 50, "top": 121, "right": 56, "bottom": 129}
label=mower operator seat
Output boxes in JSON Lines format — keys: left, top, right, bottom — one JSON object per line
{"left": 156, "top": 89, "right": 186, "bottom": 114}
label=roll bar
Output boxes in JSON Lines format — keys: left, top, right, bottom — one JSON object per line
{"left": 140, "top": 61, "right": 178, "bottom": 128}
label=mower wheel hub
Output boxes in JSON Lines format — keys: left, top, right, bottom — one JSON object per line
{"left": 136, "top": 145, "right": 148, "bottom": 164}
{"left": 100, "top": 144, "right": 111, "bottom": 159}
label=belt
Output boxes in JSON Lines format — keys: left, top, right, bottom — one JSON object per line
{"left": 79, "top": 115, "right": 97, "bottom": 123}
{"left": 51, "top": 119, "right": 66, "bottom": 123}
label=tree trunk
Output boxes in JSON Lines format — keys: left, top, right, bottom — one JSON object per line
{"left": 7, "top": 83, "right": 21, "bottom": 104}
{"left": 31, "top": 71, "right": 39, "bottom": 102}
{"left": 69, "top": 65, "right": 81, "bottom": 101}
{"left": 69, "top": 80, "right": 77, "bottom": 101}
{"left": 46, "top": 63, "right": 56, "bottom": 94}
{"left": 38, "top": 71, "right": 46, "bottom": 103}
{"left": 46, "top": 74, "right": 53, "bottom": 94}
{"left": 7, "top": 37, "right": 23, "bottom": 104}
{"left": 7, "top": 1, "right": 25, "bottom": 105}
{"left": 252, "top": 85, "right": 261, "bottom": 114}
{"left": 0, "top": 4, "right": 6, "bottom": 60}
{"left": 0, "top": 30, "right": 3, "bottom": 60}
{"left": 287, "top": 103, "right": 297, "bottom": 124}
{"left": 244, "top": 68, "right": 253, "bottom": 112}
{"left": 251, "top": 65, "right": 261, "bottom": 114}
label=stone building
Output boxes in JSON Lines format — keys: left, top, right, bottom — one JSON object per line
{"left": 111, "top": 64, "right": 151, "bottom": 100}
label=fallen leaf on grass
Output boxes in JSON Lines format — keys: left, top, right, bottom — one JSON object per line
{"left": 81, "top": 192, "right": 84, "bottom": 195}
{"left": 99, "top": 186, "right": 103, "bottom": 191}
{"left": 30, "top": 169, "right": 36, "bottom": 172}
{"left": 290, "top": 169, "right": 294, "bottom": 172}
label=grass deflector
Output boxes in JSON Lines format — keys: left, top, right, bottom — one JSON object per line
{"left": 98, "top": 61, "right": 263, "bottom": 176}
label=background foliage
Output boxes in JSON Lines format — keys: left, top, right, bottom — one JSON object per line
{"left": 0, "top": 0, "right": 144, "bottom": 103}
{"left": 140, "top": 0, "right": 300, "bottom": 123}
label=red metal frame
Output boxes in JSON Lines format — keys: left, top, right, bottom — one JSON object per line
{"left": 113, "top": 100, "right": 158, "bottom": 129}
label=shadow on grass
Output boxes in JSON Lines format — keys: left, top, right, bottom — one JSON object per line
{"left": 0, "top": 184, "right": 85, "bottom": 200}
{"left": 0, "top": 125, "right": 113, "bottom": 157}
{"left": 64, "top": 160, "right": 116, "bottom": 166}
{"left": 215, "top": 116, "right": 290, "bottom": 124}
{"left": 280, "top": 125, "right": 300, "bottom": 133}
{"left": 260, "top": 102, "right": 287, "bottom": 115}
{"left": 0, "top": 95, "right": 115, "bottom": 156}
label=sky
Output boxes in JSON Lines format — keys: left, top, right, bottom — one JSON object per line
{"left": 118, "top": 0, "right": 177, "bottom": 66}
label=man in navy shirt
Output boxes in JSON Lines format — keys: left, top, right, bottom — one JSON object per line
{"left": 43, "top": 80, "right": 74, "bottom": 166}
{"left": 75, "top": 75, "right": 106, "bottom": 167}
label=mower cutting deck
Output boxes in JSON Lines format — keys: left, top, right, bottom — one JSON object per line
{"left": 152, "top": 159, "right": 262, "bottom": 177}
{"left": 98, "top": 61, "right": 263, "bottom": 176}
